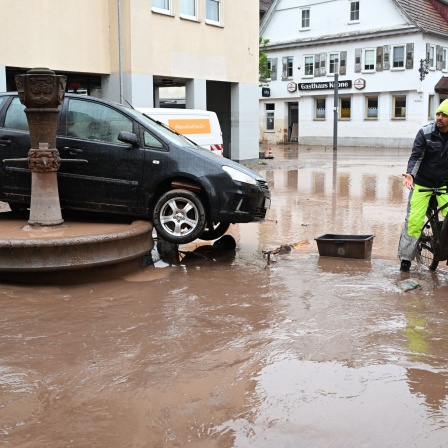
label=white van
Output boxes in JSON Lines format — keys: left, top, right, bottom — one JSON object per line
{"left": 137, "top": 108, "right": 224, "bottom": 156}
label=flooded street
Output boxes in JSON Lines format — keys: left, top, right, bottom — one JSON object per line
{"left": 2, "top": 146, "right": 448, "bottom": 447}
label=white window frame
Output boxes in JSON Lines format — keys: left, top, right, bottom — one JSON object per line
{"left": 391, "top": 45, "right": 405, "bottom": 70}
{"left": 328, "top": 52, "right": 340, "bottom": 75}
{"left": 428, "top": 44, "right": 436, "bottom": 70}
{"left": 392, "top": 95, "right": 406, "bottom": 120}
{"left": 349, "top": 1, "right": 360, "bottom": 22}
{"left": 206, "top": 0, "right": 222, "bottom": 26}
{"left": 180, "top": 0, "right": 198, "bottom": 20}
{"left": 300, "top": 8, "right": 310, "bottom": 30}
{"left": 362, "top": 48, "right": 376, "bottom": 72}
{"left": 152, "top": 0, "right": 172, "bottom": 15}
{"left": 303, "top": 55, "right": 314, "bottom": 78}
{"left": 443, "top": 48, "right": 448, "bottom": 72}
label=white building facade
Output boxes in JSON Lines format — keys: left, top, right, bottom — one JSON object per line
{"left": 0, "top": 0, "right": 260, "bottom": 162}
{"left": 259, "top": 0, "right": 448, "bottom": 148}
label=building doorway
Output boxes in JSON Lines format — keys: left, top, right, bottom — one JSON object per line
{"left": 288, "top": 102, "right": 298, "bottom": 142}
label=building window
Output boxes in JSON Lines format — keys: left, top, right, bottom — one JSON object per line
{"left": 301, "top": 9, "right": 310, "bottom": 29}
{"left": 428, "top": 45, "right": 436, "bottom": 70}
{"left": 363, "top": 48, "right": 376, "bottom": 71}
{"left": 329, "top": 53, "right": 340, "bottom": 75}
{"left": 443, "top": 48, "right": 448, "bottom": 71}
{"left": 393, "top": 95, "right": 406, "bottom": 119}
{"left": 340, "top": 97, "right": 351, "bottom": 119}
{"left": 266, "top": 104, "right": 275, "bottom": 131}
{"left": 315, "top": 98, "right": 326, "bottom": 120}
{"left": 152, "top": 0, "right": 171, "bottom": 14}
{"left": 350, "top": 1, "right": 359, "bottom": 21}
{"left": 392, "top": 45, "right": 405, "bottom": 69}
{"left": 180, "top": 0, "right": 197, "bottom": 19}
{"left": 266, "top": 59, "right": 272, "bottom": 80}
{"left": 304, "top": 55, "right": 314, "bottom": 76}
{"left": 366, "top": 96, "right": 378, "bottom": 119}
{"left": 206, "top": 0, "right": 221, "bottom": 24}
{"left": 428, "top": 95, "right": 434, "bottom": 120}
{"left": 287, "top": 57, "right": 294, "bottom": 77}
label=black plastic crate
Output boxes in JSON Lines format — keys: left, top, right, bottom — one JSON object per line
{"left": 314, "top": 234, "right": 375, "bottom": 259}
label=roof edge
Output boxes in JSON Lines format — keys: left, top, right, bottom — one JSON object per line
{"left": 260, "top": 0, "right": 280, "bottom": 36}
{"left": 265, "top": 26, "right": 420, "bottom": 51}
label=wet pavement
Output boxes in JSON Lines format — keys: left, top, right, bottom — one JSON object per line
{"left": 1, "top": 145, "right": 448, "bottom": 447}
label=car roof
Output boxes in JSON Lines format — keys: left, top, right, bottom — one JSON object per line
{"left": 0, "top": 91, "right": 129, "bottom": 111}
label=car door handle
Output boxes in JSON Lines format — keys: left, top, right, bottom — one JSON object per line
{"left": 0, "top": 138, "right": 11, "bottom": 146}
{"left": 63, "top": 146, "right": 83, "bottom": 155}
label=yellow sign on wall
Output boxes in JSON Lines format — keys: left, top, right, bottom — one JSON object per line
{"left": 168, "top": 119, "right": 211, "bottom": 135}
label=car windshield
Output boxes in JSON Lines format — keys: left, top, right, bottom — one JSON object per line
{"left": 125, "top": 107, "right": 198, "bottom": 148}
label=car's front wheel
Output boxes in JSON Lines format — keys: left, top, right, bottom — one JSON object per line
{"left": 153, "top": 189, "right": 206, "bottom": 244}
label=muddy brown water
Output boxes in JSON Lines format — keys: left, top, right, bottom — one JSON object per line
{"left": 1, "top": 146, "right": 448, "bottom": 447}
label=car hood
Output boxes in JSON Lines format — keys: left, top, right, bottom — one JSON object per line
{"left": 181, "top": 145, "right": 267, "bottom": 181}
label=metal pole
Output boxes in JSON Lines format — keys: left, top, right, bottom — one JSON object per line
{"left": 118, "top": 0, "right": 124, "bottom": 103}
{"left": 333, "top": 73, "right": 339, "bottom": 151}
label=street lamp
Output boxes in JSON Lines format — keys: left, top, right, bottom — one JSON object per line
{"left": 419, "top": 58, "right": 430, "bottom": 81}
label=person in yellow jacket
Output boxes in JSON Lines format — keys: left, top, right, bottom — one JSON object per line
{"left": 398, "top": 99, "right": 448, "bottom": 271}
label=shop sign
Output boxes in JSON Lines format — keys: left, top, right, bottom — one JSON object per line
{"left": 262, "top": 87, "right": 271, "bottom": 97}
{"left": 354, "top": 78, "right": 366, "bottom": 90}
{"left": 298, "top": 80, "right": 352, "bottom": 91}
{"left": 287, "top": 82, "right": 297, "bottom": 93}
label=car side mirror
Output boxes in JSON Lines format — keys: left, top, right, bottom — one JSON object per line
{"left": 118, "top": 131, "right": 139, "bottom": 147}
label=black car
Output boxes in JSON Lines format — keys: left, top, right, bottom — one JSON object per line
{"left": 0, "top": 93, "right": 270, "bottom": 244}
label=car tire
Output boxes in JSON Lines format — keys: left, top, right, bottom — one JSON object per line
{"left": 199, "top": 222, "right": 231, "bottom": 240}
{"left": 153, "top": 189, "right": 207, "bottom": 244}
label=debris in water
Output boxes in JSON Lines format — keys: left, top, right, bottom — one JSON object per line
{"left": 398, "top": 278, "right": 422, "bottom": 292}
{"left": 262, "top": 240, "right": 310, "bottom": 267}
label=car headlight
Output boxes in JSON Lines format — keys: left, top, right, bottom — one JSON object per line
{"left": 222, "top": 166, "right": 257, "bottom": 185}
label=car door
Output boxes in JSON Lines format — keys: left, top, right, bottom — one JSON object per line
{"left": 0, "top": 96, "right": 32, "bottom": 202}
{"left": 57, "top": 97, "right": 144, "bottom": 212}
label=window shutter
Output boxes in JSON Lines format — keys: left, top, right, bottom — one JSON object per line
{"left": 282, "top": 57, "right": 288, "bottom": 80}
{"left": 271, "top": 58, "right": 278, "bottom": 80}
{"left": 437, "top": 45, "right": 443, "bottom": 71}
{"left": 320, "top": 52, "right": 327, "bottom": 76}
{"left": 339, "top": 51, "right": 347, "bottom": 75}
{"left": 355, "top": 48, "right": 362, "bottom": 73}
{"left": 383, "top": 45, "right": 390, "bottom": 70}
{"left": 406, "top": 43, "right": 414, "bottom": 69}
{"left": 376, "top": 46, "right": 383, "bottom": 72}
{"left": 315, "top": 54, "right": 321, "bottom": 76}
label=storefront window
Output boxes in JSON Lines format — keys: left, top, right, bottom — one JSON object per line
{"left": 428, "top": 95, "right": 434, "bottom": 120}
{"left": 393, "top": 95, "right": 406, "bottom": 119}
{"left": 315, "top": 98, "right": 326, "bottom": 120}
{"left": 266, "top": 104, "right": 275, "bottom": 131}
{"left": 366, "top": 96, "right": 378, "bottom": 119}
{"left": 340, "top": 97, "right": 351, "bottom": 119}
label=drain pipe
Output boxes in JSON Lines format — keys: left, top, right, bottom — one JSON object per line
{"left": 118, "top": 0, "right": 124, "bottom": 103}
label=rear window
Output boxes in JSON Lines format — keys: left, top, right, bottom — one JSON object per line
{"left": 4, "top": 97, "right": 28, "bottom": 131}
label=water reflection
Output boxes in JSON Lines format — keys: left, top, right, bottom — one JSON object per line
{"left": 257, "top": 147, "right": 409, "bottom": 260}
